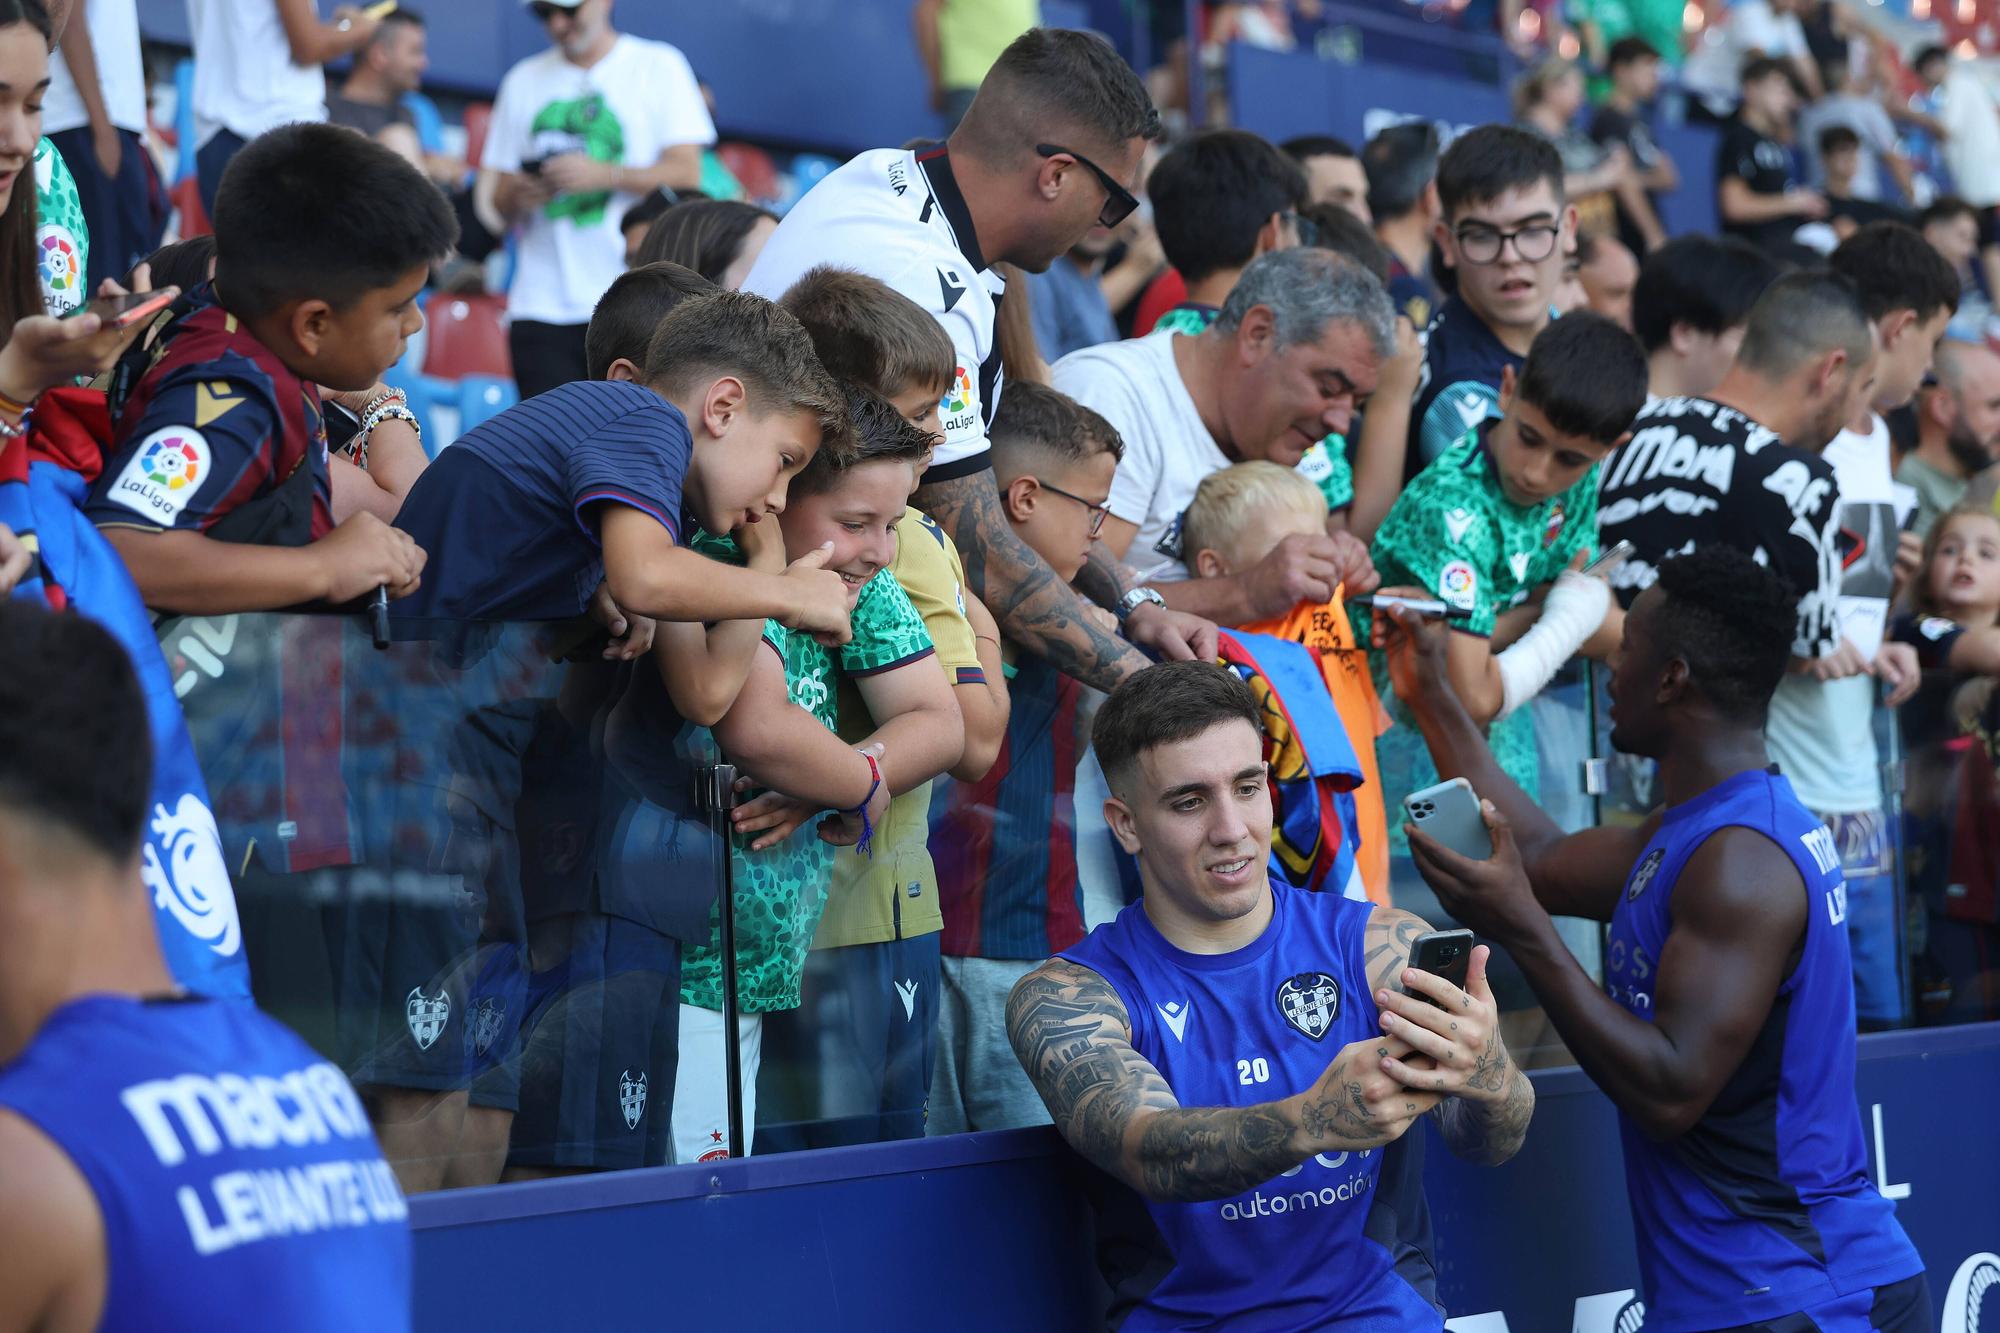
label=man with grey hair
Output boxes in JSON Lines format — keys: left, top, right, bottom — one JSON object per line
{"left": 1053, "top": 247, "right": 1393, "bottom": 626}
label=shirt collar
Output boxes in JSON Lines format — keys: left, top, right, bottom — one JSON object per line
{"left": 913, "top": 145, "right": 987, "bottom": 273}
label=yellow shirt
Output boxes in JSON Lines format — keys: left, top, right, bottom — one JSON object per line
{"left": 816, "top": 507, "right": 982, "bottom": 947}
{"left": 938, "top": 0, "right": 1040, "bottom": 91}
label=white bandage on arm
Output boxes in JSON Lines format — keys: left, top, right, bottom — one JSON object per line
{"left": 1495, "top": 570, "right": 1611, "bottom": 719}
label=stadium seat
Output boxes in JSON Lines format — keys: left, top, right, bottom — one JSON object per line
{"left": 458, "top": 375, "right": 519, "bottom": 434}
{"left": 421, "top": 293, "right": 513, "bottom": 381}
{"left": 463, "top": 102, "right": 494, "bottom": 170}
{"left": 716, "top": 141, "right": 782, "bottom": 205}
{"left": 170, "top": 176, "right": 212, "bottom": 239}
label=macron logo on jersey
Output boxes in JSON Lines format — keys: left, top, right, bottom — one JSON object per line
{"left": 1156, "top": 1000, "right": 1191, "bottom": 1042}
{"left": 937, "top": 267, "right": 967, "bottom": 313}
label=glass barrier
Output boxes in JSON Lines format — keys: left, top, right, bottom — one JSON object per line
{"left": 167, "top": 612, "right": 1985, "bottom": 1190}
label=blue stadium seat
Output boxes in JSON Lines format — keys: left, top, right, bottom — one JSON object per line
{"left": 458, "top": 375, "right": 519, "bottom": 435}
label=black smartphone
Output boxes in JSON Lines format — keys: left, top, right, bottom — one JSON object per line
{"left": 1408, "top": 928, "right": 1475, "bottom": 1007}
{"left": 520, "top": 157, "right": 546, "bottom": 176}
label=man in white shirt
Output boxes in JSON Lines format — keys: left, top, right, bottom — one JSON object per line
{"left": 1682, "top": 0, "right": 1818, "bottom": 122}
{"left": 46, "top": 0, "right": 156, "bottom": 290}
{"left": 1768, "top": 224, "right": 1956, "bottom": 1028}
{"left": 189, "top": 0, "right": 383, "bottom": 216}
{"left": 1053, "top": 247, "right": 1388, "bottom": 626}
{"left": 479, "top": 0, "right": 714, "bottom": 396}
{"left": 745, "top": 27, "right": 1216, "bottom": 693}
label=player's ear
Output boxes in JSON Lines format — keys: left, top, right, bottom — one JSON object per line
{"left": 1658, "top": 654, "right": 1691, "bottom": 707}
{"left": 700, "top": 374, "right": 748, "bottom": 439}
{"left": 1103, "top": 795, "right": 1142, "bottom": 855}
{"left": 1497, "top": 364, "right": 1517, "bottom": 413}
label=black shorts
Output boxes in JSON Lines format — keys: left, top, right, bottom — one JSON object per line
{"left": 507, "top": 911, "right": 682, "bottom": 1171}
{"left": 1707, "top": 1272, "right": 1931, "bottom": 1333}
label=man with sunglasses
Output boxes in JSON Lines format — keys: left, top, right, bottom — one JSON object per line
{"left": 1408, "top": 126, "right": 1573, "bottom": 475}
{"left": 479, "top": 0, "right": 714, "bottom": 396}
{"left": 746, "top": 28, "right": 1219, "bottom": 698}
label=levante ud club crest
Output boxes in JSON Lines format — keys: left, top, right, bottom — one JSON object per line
{"left": 406, "top": 987, "right": 450, "bottom": 1050}
{"left": 1277, "top": 972, "right": 1341, "bottom": 1041}
{"left": 619, "top": 1070, "right": 648, "bottom": 1130}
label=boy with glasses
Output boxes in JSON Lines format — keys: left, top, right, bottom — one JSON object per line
{"left": 1409, "top": 126, "right": 1574, "bottom": 473}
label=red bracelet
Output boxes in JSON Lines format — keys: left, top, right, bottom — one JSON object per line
{"left": 842, "top": 750, "right": 882, "bottom": 859}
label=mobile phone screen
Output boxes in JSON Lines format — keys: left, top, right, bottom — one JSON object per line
{"left": 72, "top": 288, "right": 177, "bottom": 327}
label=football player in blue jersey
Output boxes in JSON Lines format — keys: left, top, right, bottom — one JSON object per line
{"left": 1384, "top": 546, "right": 1928, "bottom": 1332}
{"left": 1007, "top": 660, "right": 1534, "bottom": 1331}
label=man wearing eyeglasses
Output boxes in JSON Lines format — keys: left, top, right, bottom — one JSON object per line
{"left": 746, "top": 28, "right": 1219, "bottom": 697}
{"left": 1408, "top": 126, "right": 1573, "bottom": 475}
{"left": 479, "top": 0, "right": 714, "bottom": 397}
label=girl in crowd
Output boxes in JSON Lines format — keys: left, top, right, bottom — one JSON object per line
{"left": 635, "top": 199, "right": 778, "bottom": 288}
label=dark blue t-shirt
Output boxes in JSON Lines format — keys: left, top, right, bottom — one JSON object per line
{"left": 392, "top": 380, "right": 691, "bottom": 621}
{"left": 1408, "top": 296, "right": 1523, "bottom": 477}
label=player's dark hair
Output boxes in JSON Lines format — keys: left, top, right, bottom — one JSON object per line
{"left": 643, "top": 288, "right": 852, "bottom": 459}
{"left": 133, "top": 234, "right": 217, "bottom": 295}
{"left": 0, "top": 0, "right": 52, "bottom": 334}
{"left": 634, "top": 199, "right": 776, "bottom": 286}
{"left": 781, "top": 265, "right": 956, "bottom": 401}
{"left": 1830, "top": 221, "right": 1961, "bottom": 325}
{"left": 1631, "top": 234, "right": 1781, "bottom": 355}
{"left": 1150, "top": 130, "right": 1308, "bottom": 284}
{"left": 587, "top": 261, "right": 716, "bottom": 380}
{"left": 1515, "top": 311, "right": 1649, "bottom": 445}
{"left": 212, "top": 123, "right": 457, "bottom": 318}
{"left": 789, "top": 384, "right": 935, "bottom": 500}
{"left": 1093, "top": 661, "right": 1264, "bottom": 790}
{"left": 1281, "top": 134, "right": 1356, "bottom": 162}
{"left": 1817, "top": 124, "right": 1861, "bottom": 158}
{"left": 620, "top": 188, "right": 686, "bottom": 239}
{"left": 958, "top": 27, "right": 1161, "bottom": 161}
{"left": 1651, "top": 546, "right": 1798, "bottom": 723}
{"left": 990, "top": 380, "right": 1125, "bottom": 476}
{"left": 0, "top": 600, "right": 152, "bottom": 864}
{"left": 1734, "top": 269, "right": 1873, "bottom": 381}
{"left": 1920, "top": 195, "right": 1980, "bottom": 231}
{"left": 1361, "top": 121, "right": 1440, "bottom": 223}
{"left": 1607, "top": 36, "right": 1661, "bottom": 70}
{"left": 1434, "top": 124, "right": 1564, "bottom": 220}
{"left": 1302, "top": 203, "right": 1391, "bottom": 284}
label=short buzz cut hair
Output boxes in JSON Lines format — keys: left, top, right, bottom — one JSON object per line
{"left": 1829, "top": 221, "right": 1961, "bottom": 326}
{"left": 1650, "top": 546, "right": 1798, "bottom": 724}
{"left": 1361, "top": 121, "right": 1440, "bottom": 224}
{"left": 1303, "top": 203, "right": 1392, "bottom": 283}
{"left": 959, "top": 27, "right": 1160, "bottom": 161}
{"left": 1215, "top": 247, "right": 1396, "bottom": 359}
{"left": 1516, "top": 311, "right": 1650, "bottom": 445}
{"left": 1733, "top": 269, "right": 1874, "bottom": 382}
{"left": 1092, "top": 660, "right": 1264, "bottom": 791}
{"left": 213, "top": 122, "right": 458, "bottom": 318}
{"left": 789, "top": 384, "right": 935, "bottom": 500}
{"left": 587, "top": 261, "right": 717, "bottom": 380}
{"left": 1817, "top": 124, "right": 1861, "bottom": 158}
{"left": 1149, "top": 130, "right": 1308, "bottom": 284}
{"left": 1920, "top": 195, "right": 1980, "bottom": 231}
{"left": 1606, "top": 36, "right": 1661, "bottom": 69}
{"left": 1181, "top": 460, "right": 1327, "bottom": 566}
{"left": 780, "top": 265, "right": 956, "bottom": 401}
{"left": 1281, "top": 134, "right": 1357, "bottom": 162}
{"left": 642, "top": 289, "right": 852, "bottom": 461}
{"left": 989, "top": 380, "right": 1124, "bottom": 481}
{"left": 1631, "top": 234, "right": 1780, "bottom": 355}
{"left": 0, "top": 599, "right": 153, "bottom": 864}
{"left": 1434, "top": 124, "right": 1564, "bottom": 221}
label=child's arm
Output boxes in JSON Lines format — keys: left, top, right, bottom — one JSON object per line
{"left": 711, "top": 645, "right": 891, "bottom": 842}
{"left": 852, "top": 656, "right": 965, "bottom": 795}
{"left": 100, "top": 514, "right": 425, "bottom": 614}
{"left": 600, "top": 507, "right": 852, "bottom": 638}
{"left": 1343, "top": 318, "right": 1424, "bottom": 544}
{"left": 952, "top": 591, "right": 1011, "bottom": 783}
{"left": 651, "top": 522, "right": 788, "bottom": 726}
{"left": 1947, "top": 626, "right": 2000, "bottom": 675}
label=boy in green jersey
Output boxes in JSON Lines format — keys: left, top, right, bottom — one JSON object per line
{"left": 1361, "top": 311, "right": 1647, "bottom": 813}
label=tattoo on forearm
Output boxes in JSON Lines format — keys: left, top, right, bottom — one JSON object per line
{"left": 1295, "top": 1059, "right": 1381, "bottom": 1144}
{"left": 1433, "top": 1063, "right": 1534, "bottom": 1166}
{"left": 1073, "top": 546, "right": 1131, "bottom": 611}
{"left": 1133, "top": 1104, "right": 1298, "bottom": 1201}
{"left": 1362, "top": 913, "right": 1427, "bottom": 998}
{"left": 916, "top": 473, "right": 1145, "bottom": 692}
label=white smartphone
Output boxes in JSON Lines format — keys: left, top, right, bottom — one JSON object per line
{"left": 1403, "top": 778, "right": 1490, "bottom": 860}
{"left": 1583, "top": 540, "right": 1635, "bottom": 579}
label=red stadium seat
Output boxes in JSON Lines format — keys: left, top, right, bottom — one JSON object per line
{"left": 421, "top": 293, "right": 512, "bottom": 381}
{"left": 716, "top": 141, "right": 782, "bottom": 204}
{"left": 170, "top": 175, "right": 211, "bottom": 239}
{"left": 463, "top": 102, "right": 494, "bottom": 170}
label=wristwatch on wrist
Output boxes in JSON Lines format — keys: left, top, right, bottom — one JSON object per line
{"left": 1115, "top": 586, "right": 1166, "bottom": 625}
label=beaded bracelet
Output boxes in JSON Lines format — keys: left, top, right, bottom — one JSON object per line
{"left": 843, "top": 749, "right": 883, "bottom": 860}
{"left": 351, "top": 398, "right": 421, "bottom": 472}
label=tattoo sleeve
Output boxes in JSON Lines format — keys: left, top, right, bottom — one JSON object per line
{"left": 1072, "top": 546, "right": 1132, "bottom": 612}
{"left": 1432, "top": 1064, "right": 1535, "bottom": 1166}
{"left": 915, "top": 471, "right": 1148, "bottom": 693}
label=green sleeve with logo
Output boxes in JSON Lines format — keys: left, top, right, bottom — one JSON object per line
{"left": 1369, "top": 431, "right": 1504, "bottom": 638}
{"left": 34, "top": 139, "right": 89, "bottom": 317}
{"left": 838, "top": 569, "right": 935, "bottom": 676}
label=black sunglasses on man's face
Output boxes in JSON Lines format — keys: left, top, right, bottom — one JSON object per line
{"left": 1035, "top": 143, "right": 1139, "bottom": 229}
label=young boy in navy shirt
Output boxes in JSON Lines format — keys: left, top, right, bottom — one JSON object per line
{"left": 90, "top": 123, "right": 456, "bottom": 614}
{"left": 390, "top": 288, "right": 856, "bottom": 646}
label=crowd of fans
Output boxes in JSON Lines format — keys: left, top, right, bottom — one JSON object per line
{"left": 0, "top": 0, "right": 1998, "bottom": 1324}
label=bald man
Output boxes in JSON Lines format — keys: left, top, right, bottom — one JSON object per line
{"left": 1902, "top": 339, "right": 2000, "bottom": 534}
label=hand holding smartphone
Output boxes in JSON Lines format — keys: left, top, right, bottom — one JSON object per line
{"left": 1350, "top": 594, "right": 1472, "bottom": 622}
{"left": 68, "top": 288, "right": 177, "bottom": 329}
{"left": 1403, "top": 778, "right": 1490, "bottom": 860}
{"left": 1407, "top": 928, "right": 1475, "bottom": 1007}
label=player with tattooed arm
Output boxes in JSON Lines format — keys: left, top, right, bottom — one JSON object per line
{"left": 1006, "top": 661, "right": 1533, "bottom": 1330}
{"left": 1379, "top": 547, "right": 1927, "bottom": 1333}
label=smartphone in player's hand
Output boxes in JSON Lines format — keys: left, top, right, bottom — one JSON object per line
{"left": 67, "top": 287, "right": 178, "bottom": 329}
{"left": 1402, "top": 777, "right": 1490, "bottom": 860}
{"left": 1408, "top": 928, "right": 1475, "bottom": 1006}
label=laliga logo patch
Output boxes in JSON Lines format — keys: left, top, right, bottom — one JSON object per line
{"left": 1276, "top": 971, "right": 1340, "bottom": 1041}
{"left": 1627, "top": 847, "right": 1665, "bottom": 901}
{"left": 1543, "top": 501, "right": 1566, "bottom": 547}
{"left": 141, "top": 794, "right": 242, "bottom": 957}
{"left": 110, "top": 428, "right": 210, "bottom": 525}
{"left": 940, "top": 364, "right": 973, "bottom": 417}
{"left": 35, "top": 224, "right": 82, "bottom": 314}
{"left": 619, "top": 1070, "right": 648, "bottom": 1130}
{"left": 1438, "top": 560, "right": 1478, "bottom": 611}
{"left": 405, "top": 987, "right": 450, "bottom": 1050}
